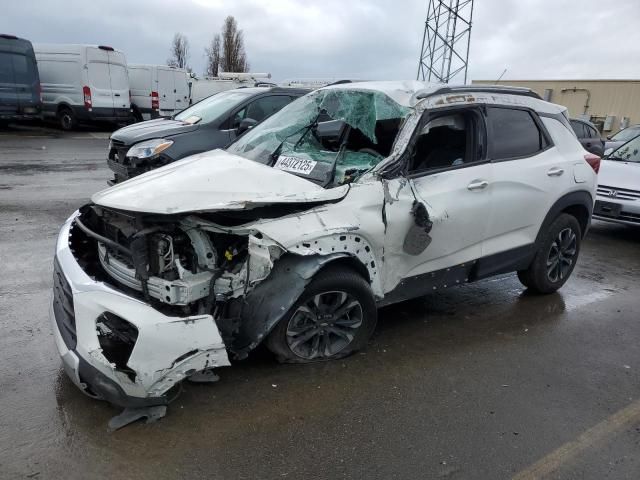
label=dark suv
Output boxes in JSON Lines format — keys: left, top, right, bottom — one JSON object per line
{"left": 107, "top": 87, "right": 309, "bottom": 184}
{"left": 0, "top": 34, "right": 41, "bottom": 125}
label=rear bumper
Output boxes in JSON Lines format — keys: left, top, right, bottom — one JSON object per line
{"left": 75, "top": 106, "right": 132, "bottom": 123}
{"left": 50, "top": 211, "right": 231, "bottom": 407}
{"left": 0, "top": 105, "right": 42, "bottom": 121}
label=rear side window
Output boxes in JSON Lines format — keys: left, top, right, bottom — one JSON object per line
{"left": 570, "top": 120, "right": 586, "bottom": 138}
{"left": 487, "top": 107, "right": 549, "bottom": 160}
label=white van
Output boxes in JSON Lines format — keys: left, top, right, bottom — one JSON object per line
{"left": 34, "top": 44, "right": 131, "bottom": 130}
{"left": 128, "top": 64, "right": 190, "bottom": 121}
{"left": 189, "top": 73, "right": 273, "bottom": 103}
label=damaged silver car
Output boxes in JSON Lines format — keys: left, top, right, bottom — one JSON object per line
{"left": 51, "top": 81, "right": 597, "bottom": 418}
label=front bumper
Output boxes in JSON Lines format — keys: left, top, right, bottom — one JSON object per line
{"left": 593, "top": 194, "right": 640, "bottom": 226}
{"left": 50, "top": 211, "right": 231, "bottom": 406}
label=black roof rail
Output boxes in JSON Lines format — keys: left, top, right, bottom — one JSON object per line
{"left": 327, "top": 79, "right": 353, "bottom": 86}
{"left": 416, "top": 84, "right": 542, "bottom": 101}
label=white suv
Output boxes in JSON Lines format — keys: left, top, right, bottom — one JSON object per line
{"left": 51, "top": 81, "right": 597, "bottom": 412}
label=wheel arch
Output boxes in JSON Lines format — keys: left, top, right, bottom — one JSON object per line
{"left": 228, "top": 251, "right": 375, "bottom": 359}
{"left": 536, "top": 190, "right": 593, "bottom": 243}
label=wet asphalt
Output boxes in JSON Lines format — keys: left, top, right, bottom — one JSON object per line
{"left": 1, "top": 126, "right": 639, "bottom": 480}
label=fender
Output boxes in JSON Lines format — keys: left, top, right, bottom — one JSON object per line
{"left": 535, "top": 190, "right": 593, "bottom": 243}
{"left": 228, "top": 252, "right": 349, "bottom": 359}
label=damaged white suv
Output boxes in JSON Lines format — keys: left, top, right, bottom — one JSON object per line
{"left": 52, "top": 81, "right": 597, "bottom": 412}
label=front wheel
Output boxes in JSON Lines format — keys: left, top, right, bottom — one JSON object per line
{"left": 518, "top": 213, "right": 582, "bottom": 294}
{"left": 266, "top": 266, "right": 377, "bottom": 363}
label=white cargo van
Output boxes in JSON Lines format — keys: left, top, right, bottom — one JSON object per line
{"left": 34, "top": 44, "right": 131, "bottom": 130}
{"left": 128, "top": 64, "right": 190, "bottom": 121}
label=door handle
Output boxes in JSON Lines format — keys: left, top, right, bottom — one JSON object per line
{"left": 467, "top": 180, "right": 489, "bottom": 191}
{"left": 547, "top": 167, "right": 565, "bottom": 177}
{"left": 114, "top": 93, "right": 120, "bottom": 97}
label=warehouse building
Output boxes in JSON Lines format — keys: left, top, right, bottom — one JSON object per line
{"left": 471, "top": 79, "right": 640, "bottom": 134}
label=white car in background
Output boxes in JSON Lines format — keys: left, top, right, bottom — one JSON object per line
{"left": 51, "top": 82, "right": 597, "bottom": 419}
{"left": 128, "top": 64, "right": 190, "bottom": 121}
{"left": 594, "top": 135, "right": 640, "bottom": 225}
{"left": 34, "top": 44, "right": 131, "bottom": 130}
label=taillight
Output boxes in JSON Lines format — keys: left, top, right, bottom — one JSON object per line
{"left": 584, "top": 153, "right": 600, "bottom": 174}
{"left": 151, "top": 91, "right": 159, "bottom": 110}
{"left": 83, "top": 86, "right": 92, "bottom": 109}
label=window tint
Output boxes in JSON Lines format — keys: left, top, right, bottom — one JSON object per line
{"left": 245, "top": 96, "right": 292, "bottom": 122}
{"left": 0, "top": 52, "right": 13, "bottom": 84}
{"left": 570, "top": 120, "right": 586, "bottom": 138}
{"left": 409, "top": 112, "right": 473, "bottom": 173}
{"left": 487, "top": 107, "right": 548, "bottom": 160}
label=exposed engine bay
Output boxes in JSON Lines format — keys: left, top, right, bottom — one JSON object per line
{"left": 71, "top": 205, "right": 283, "bottom": 334}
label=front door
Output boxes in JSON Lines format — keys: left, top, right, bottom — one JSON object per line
{"left": 382, "top": 106, "right": 492, "bottom": 294}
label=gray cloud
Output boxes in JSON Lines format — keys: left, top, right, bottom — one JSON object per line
{"left": 2, "top": 0, "right": 639, "bottom": 82}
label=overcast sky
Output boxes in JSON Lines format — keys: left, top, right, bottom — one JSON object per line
{"left": 2, "top": 0, "right": 639, "bottom": 82}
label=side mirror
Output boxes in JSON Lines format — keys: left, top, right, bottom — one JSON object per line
{"left": 606, "top": 135, "right": 612, "bottom": 140}
{"left": 237, "top": 118, "right": 258, "bottom": 134}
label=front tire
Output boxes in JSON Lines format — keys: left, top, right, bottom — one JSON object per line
{"left": 266, "top": 266, "right": 377, "bottom": 363}
{"left": 518, "top": 213, "right": 581, "bottom": 294}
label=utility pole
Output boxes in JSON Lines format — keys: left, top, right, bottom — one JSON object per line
{"left": 416, "top": 0, "right": 475, "bottom": 84}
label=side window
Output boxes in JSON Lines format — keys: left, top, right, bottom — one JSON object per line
{"left": 408, "top": 110, "right": 479, "bottom": 173}
{"left": 589, "top": 126, "right": 600, "bottom": 139}
{"left": 570, "top": 121, "right": 586, "bottom": 138}
{"left": 487, "top": 107, "right": 549, "bottom": 160}
{"left": 245, "top": 95, "right": 292, "bottom": 122}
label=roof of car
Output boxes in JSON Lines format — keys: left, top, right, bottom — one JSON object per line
{"left": 319, "top": 80, "right": 564, "bottom": 114}
{"left": 229, "top": 86, "right": 311, "bottom": 96}
{"left": 570, "top": 118, "right": 598, "bottom": 128}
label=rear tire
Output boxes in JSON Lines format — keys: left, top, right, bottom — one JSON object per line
{"left": 518, "top": 213, "right": 581, "bottom": 294}
{"left": 58, "top": 107, "right": 77, "bottom": 131}
{"left": 266, "top": 266, "right": 377, "bottom": 363}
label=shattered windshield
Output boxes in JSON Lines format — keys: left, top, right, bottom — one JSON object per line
{"left": 608, "top": 135, "right": 640, "bottom": 163}
{"left": 227, "top": 88, "right": 410, "bottom": 187}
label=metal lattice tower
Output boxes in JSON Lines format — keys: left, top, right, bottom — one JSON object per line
{"left": 416, "top": 0, "right": 475, "bottom": 84}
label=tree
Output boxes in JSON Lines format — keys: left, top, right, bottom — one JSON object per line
{"left": 204, "top": 34, "right": 221, "bottom": 77}
{"left": 167, "top": 32, "right": 190, "bottom": 70}
{"left": 220, "top": 16, "right": 249, "bottom": 73}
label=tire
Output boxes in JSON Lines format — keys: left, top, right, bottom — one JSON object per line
{"left": 265, "top": 266, "right": 377, "bottom": 363}
{"left": 58, "top": 107, "right": 77, "bottom": 131}
{"left": 518, "top": 213, "right": 582, "bottom": 294}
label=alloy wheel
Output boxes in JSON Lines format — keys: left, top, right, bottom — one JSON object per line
{"left": 546, "top": 227, "right": 577, "bottom": 283}
{"left": 286, "top": 291, "right": 363, "bottom": 360}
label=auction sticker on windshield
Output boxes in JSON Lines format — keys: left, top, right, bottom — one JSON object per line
{"left": 274, "top": 155, "right": 317, "bottom": 175}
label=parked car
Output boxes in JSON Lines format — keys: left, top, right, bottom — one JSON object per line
{"left": 604, "top": 124, "right": 640, "bottom": 155}
{"left": 0, "top": 34, "right": 41, "bottom": 125}
{"left": 106, "top": 86, "right": 309, "bottom": 184}
{"left": 593, "top": 135, "right": 640, "bottom": 225}
{"left": 128, "top": 64, "right": 190, "bottom": 122}
{"left": 51, "top": 82, "right": 596, "bottom": 415}
{"left": 34, "top": 44, "right": 131, "bottom": 130}
{"left": 570, "top": 118, "right": 604, "bottom": 156}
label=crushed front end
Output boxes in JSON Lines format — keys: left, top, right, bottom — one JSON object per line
{"left": 50, "top": 205, "right": 285, "bottom": 407}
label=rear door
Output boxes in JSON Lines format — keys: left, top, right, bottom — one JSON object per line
{"left": 484, "top": 106, "right": 572, "bottom": 256}
{"left": 173, "top": 70, "right": 189, "bottom": 112}
{"left": 0, "top": 51, "right": 18, "bottom": 114}
{"left": 157, "top": 67, "right": 175, "bottom": 114}
{"left": 11, "top": 49, "right": 39, "bottom": 111}
{"left": 107, "top": 51, "right": 129, "bottom": 110}
{"left": 86, "top": 48, "right": 113, "bottom": 110}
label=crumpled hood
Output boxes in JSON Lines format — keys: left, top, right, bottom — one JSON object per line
{"left": 598, "top": 159, "right": 640, "bottom": 191}
{"left": 92, "top": 149, "right": 349, "bottom": 214}
{"left": 111, "top": 118, "right": 199, "bottom": 145}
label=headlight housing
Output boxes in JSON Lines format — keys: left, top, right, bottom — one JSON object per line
{"left": 126, "top": 138, "right": 174, "bottom": 160}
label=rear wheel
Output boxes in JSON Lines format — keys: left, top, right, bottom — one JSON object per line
{"left": 58, "top": 107, "right": 77, "bottom": 131}
{"left": 518, "top": 213, "right": 581, "bottom": 294}
{"left": 266, "top": 266, "right": 377, "bottom": 363}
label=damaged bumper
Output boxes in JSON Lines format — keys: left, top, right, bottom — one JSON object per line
{"left": 51, "top": 212, "right": 230, "bottom": 407}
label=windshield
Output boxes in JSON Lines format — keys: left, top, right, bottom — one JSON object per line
{"left": 174, "top": 90, "right": 252, "bottom": 124}
{"left": 611, "top": 127, "right": 640, "bottom": 142}
{"left": 608, "top": 135, "right": 640, "bottom": 163}
{"left": 227, "top": 88, "right": 410, "bottom": 187}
